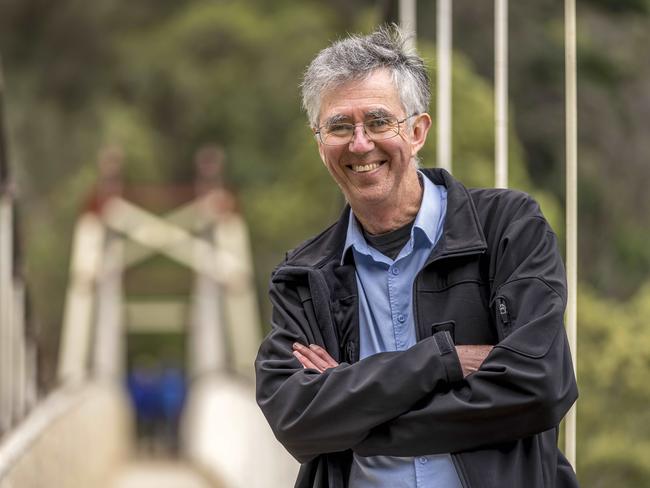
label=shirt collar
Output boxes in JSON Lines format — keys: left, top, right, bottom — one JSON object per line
{"left": 341, "top": 171, "right": 445, "bottom": 264}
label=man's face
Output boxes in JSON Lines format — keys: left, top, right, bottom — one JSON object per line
{"left": 316, "top": 69, "right": 431, "bottom": 215}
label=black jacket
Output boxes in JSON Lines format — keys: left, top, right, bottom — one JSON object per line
{"left": 255, "top": 168, "right": 578, "bottom": 488}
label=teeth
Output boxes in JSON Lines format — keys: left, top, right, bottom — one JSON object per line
{"left": 351, "top": 162, "right": 382, "bottom": 172}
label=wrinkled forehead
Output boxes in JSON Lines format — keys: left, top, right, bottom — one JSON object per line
{"left": 317, "top": 69, "right": 405, "bottom": 125}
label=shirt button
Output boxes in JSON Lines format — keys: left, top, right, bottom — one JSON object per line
{"left": 419, "top": 457, "right": 428, "bottom": 464}
{"left": 391, "top": 267, "right": 400, "bottom": 275}
{"left": 397, "top": 314, "right": 406, "bottom": 323}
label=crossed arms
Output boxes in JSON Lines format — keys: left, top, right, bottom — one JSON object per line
{"left": 255, "top": 214, "right": 578, "bottom": 463}
{"left": 293, "top": 342, "right": 493, "bottom": 379}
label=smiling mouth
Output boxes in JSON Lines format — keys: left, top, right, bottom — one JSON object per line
{"left": 348, "top": 161, "right": 387, "bottom": 173}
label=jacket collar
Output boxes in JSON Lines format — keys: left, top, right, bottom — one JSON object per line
{"left": 284, "top": 168, "right": 487, "bottom": 269}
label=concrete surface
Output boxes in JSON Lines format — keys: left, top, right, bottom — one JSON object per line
{"left": 111, "top": 460, "right": 220, "bottom": 488}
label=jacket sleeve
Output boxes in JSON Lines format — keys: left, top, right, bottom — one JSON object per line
{"left": 255, "top": 276, "right": 463, "bottom": 463}
{"left": 354, "top": 211, "right": 578, "bottom": 457}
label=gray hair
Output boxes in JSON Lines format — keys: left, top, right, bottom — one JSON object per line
{"left": 301, "top": 25, "right": 431, "bottom": 128}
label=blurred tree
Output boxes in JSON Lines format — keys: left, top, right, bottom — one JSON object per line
{"left": 0, "top": 1, "right": 649, "bottom": 485}
{"left": 578, "top": 284, "right": 650, "bottom": 485}
{"left": 438, "top": 0, "right": 650, "bottom": 299}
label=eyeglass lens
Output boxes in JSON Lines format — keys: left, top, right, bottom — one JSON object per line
{"left": 322, "top": 117, "right": 400, "bottom": 145}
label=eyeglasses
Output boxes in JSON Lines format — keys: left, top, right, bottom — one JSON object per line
{"left": 315, "top": 114, "right": 418, "bottom": 146}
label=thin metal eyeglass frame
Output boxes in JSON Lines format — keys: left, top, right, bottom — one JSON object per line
{"left": 315, "top": 114, "right": 418, "bottom": 146}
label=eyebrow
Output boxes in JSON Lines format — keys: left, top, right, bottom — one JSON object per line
{"left": 323, "top": 114, "right": 350, "bottom": 126}
{"left": 323, "top": 109, "right": 395, "bottom": 127}
{"left": 365, "top": 108, "right": 393, "bottom": 119}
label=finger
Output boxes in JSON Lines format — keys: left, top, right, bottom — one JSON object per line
{"left": 308, "top": 344, "right": 339, "bottom": 368}
{"left": 293, "top": 343, "right": 331, "bottom": 371}
{"left": 292, "top": 350, "right": 323, "bottom": 373}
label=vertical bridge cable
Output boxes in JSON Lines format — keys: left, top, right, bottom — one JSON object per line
{"left": 495, "top": 0, "right": 508, "bottom": 189}
{"left": 0, "top": 54, "right": 15, "bottom": 434}
{"left": 399, "top": 0, "right": 417, "bottom": 50}
{"left": 0, "top": 56, "right": 6, "bottom": 186}
{"left": 437, "top": 0, "right": 452, "bottom": 172}
{"left": 564, "top": 0, "right": 578, "bottom": 469}
{"left": 0, "top": 190, "right": 13, "bottom": 433}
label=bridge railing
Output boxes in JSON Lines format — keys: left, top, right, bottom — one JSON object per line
{"left": 0, "top": 55, "right": 129, "bottom": 488}
{"left": 0, "top": 383, "right": 131, "bottom": 488}
{"left": 0, "top": 55, "right": 38, "bottom": 440}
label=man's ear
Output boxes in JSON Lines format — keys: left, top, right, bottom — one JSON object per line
{"left": 410, "top": 113, "right": 432, "bottom": 156}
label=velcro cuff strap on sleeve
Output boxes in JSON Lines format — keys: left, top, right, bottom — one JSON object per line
{"left": 434, "top": 330, "right": 454, "bottom": 355}
{"left": 433, "top": 331, "right": 464, "bottom": 384}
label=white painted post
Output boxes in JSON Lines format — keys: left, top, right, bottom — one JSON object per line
{"left": 399, "top": 0, "right": 417, "bottom": 50}
{"left": 0, "top": 193, "right": 13, "bottom": 432}
{"left": 564, "top": 0, "right": 578, "bottom": 469}
{"left": 495, "top": 0, "right": 509, "bottom": 189}
{"left": 216, "top": 216, "right": 262, "bottom": 379}
{"left": 57, "top": 213, "right": 105, "bottom": 385}
{"left": 437, "top": 0, "right": 453, "bottom": 172}
{"left": 188, "top": 228, "right": 227, "bottom": 379}
{"left": 12, "top": 279, "right": 26, "bottom": 422}
{"left": 24, "top": 337, "right": 38, "bottom": 411}
{"left": 92, "top": 235, "right": 124, "bottom": 380}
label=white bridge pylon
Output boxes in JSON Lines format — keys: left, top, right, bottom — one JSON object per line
{"left": 57, "top": 161, "right": 262, "bottom": 387}
{"left": 104, "top": 195, "right": 251, "bottom": 290}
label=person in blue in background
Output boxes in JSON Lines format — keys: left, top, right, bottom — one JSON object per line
{"left": 159, "top": 356, "right": 187, "bottom": 455}
{"left": 127, "top": 354, "right": 163, "bottom": 454}
{"left": 127, "top": 352, "right": 187, "bottom": 456}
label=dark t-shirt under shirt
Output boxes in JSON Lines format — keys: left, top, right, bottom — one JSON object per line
{"left": 362, "top": 219, "right": 415, "bottom": 261}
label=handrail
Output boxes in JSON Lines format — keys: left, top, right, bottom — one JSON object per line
{"left": 0, "top": 383, "right": 130, "bottom": 485}
{"left": 0, "top": 387, "right": 82, "bottom": 478}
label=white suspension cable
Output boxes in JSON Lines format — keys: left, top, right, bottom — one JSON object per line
{"left": 564, "top": 0, "right": 578, "bottom": 469}
{"left": 495, "top": 0, "right": 509, "bottom": 188}
{"left": 399, "top": 0, "right": 417, "bottom": 50}
{"left": 0, "top": 193, "right": 13, "bottom": 432}
{"left": 437, "top": 0, "right": 452, "bottom": 172}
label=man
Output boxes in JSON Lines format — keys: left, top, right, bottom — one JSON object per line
{"left": 255, "top": 26, "right": 578, "bottom": 488}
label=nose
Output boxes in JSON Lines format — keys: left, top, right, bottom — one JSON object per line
{"left": 348, "top": 124, "right": 374, "bottom": 153}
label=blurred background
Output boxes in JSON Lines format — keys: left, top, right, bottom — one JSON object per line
{"left": 0, "top": 0, "right": 649, "bottom": 486}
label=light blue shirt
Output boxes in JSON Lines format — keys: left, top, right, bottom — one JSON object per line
{"left": 343, "top": 173, "right": 462, "bottom": 488}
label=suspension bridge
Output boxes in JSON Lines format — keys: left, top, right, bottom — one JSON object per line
{"left": 0, "top": 1, "right": 579, "bottom": 486}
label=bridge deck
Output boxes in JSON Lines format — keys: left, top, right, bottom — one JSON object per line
{"left": 111, "top": 460, "right": 221, "bottom": 488}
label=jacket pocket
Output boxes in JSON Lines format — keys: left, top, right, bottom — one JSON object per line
{"left": 492, "top": 279, "right": 564, "bottom": 359}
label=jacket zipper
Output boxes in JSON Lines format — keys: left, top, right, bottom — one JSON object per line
{"left": 495, "top": 296, "right": 511, "bottom": 339}
{"left": 345, "top": 341, "right": 357, "bottom": 363}
{"left": 411, "top": 248, "right": 483, "bottom": 488}
{"left": 451, "top": 454, "right": 471, "bottom": 488}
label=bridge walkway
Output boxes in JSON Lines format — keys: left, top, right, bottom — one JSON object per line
{"left": 111, "top": 459, "right": 221, "bottom": 488}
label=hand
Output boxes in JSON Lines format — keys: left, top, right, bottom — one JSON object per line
{"left": 292, "top": 343, "right": 339, "bottom": 373}
{"left": 456, "top": 345, "right": 493, "bottom": 377}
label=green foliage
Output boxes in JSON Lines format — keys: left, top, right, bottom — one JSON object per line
{"left": 584, "top": 0, "right": 650, "bottom": 14}
{"left": 1, "top": 1, "right": 649, "bottom": 483}
{"left": 417, "top": 45, "right": 563, "bottom": 234}
{"left": 451, "top": 1, "right": 650, "bottom": 298}
{"left": 578, "top": 284, "right": 650, "bottom": 485}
